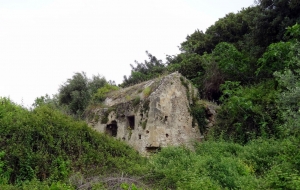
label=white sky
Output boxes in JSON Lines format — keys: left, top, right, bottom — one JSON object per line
{"left": 0, "top": 0, "right": 254, "bottom": 107}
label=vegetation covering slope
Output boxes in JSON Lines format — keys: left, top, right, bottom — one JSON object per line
{"left": 121, "top": 0, "right": 300, "bottom": 144}
{"left": 1, "top": 0, "right": 300, "bottom": 189}
{"left": 2, "top": 97, "right": 300, "bottom": 189}
{"left": 0, "top": 98, "right": 146, "bottom": 189}
{"left": 149, "top": 139, "right": 300, "bottom": 189}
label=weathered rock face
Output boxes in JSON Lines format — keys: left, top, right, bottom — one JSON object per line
{"left": 87, "top": 72, "right": 215, "bottom": 155}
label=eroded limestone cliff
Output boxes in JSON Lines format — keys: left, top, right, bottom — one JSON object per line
{"left": 87, "top": 72, "right": 217, "bottom": 155}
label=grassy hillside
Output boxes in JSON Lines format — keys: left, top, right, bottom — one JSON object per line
{"left": 148, "top": 138, "right": 300, "bottom": 189}
{"left": 0, "top": 98, "right": 147, "bottom": 189}
{"left": 2, "top": 0, "right": 300, "bottom": 189}
{"left": 1, "top": 98, "right": 300, "bottom": 189}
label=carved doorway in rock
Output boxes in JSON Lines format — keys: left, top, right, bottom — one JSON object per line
{"left": 145, "top": 146, "right": 161, "bottom": 153}
{"left": 127, "top": 116, "right": 135, "bottom": 130}
{"left": 106, "top": 120, "right": 118, "bottom": 137}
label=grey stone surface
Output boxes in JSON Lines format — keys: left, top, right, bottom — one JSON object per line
{"left": 87, "top": 72, "right": 217, "bottom": 155}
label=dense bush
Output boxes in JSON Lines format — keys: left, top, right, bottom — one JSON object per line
{"left": 58, "top": 72, "right": 107, "bottom": 117}
{"left": 274, "top": 41, "right": 300, "bottom": 135}
{"left": 121, "top": 51, "right": 166, "bottom": 87}
{"left": 148, "top": 138, "right": 300, "bottom": 189}
{"left": 212, "top": 80, "right": 282, "bottom": 143}
{"left": 212, "top": 42, "right": 251, "bottom": 82}
{"left": 256, "top": 41, "right": 294, "bottom": 78}
{"left": 167, "top": 53, "right": 205, "bottom": 83}
{"left": 191, "top": 104, "right": 207, "bottom": 134}
{"left": 2, "top": 1, "right": 300, "bottom": 189}
{"left": 149, "top": 144, "right": 257, "bottom": 189}
{"left": 0, "top": 98, "right": 146, "bottom": 186}
{"left": 92, "top": 83, "right": 119, "bottom": 103}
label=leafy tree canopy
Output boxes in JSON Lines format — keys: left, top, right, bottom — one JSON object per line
{"left": 121, "top": 51, "right": 166, "bottom": 87}
{"left": 58, "top": 72, "right": 107, "bottom": 117}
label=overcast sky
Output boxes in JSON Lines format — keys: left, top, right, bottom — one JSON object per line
{"left": 0, "top": 0, "right": 254, "bottom": 107}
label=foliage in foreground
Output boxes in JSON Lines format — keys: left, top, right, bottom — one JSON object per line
{"left": 149, "top": 138, "right": 300, "bottom": 190}
{"left": 3, "top": 138, "right": 299, "bottom": 190}
{"left": 1, "top": 94, "right": 300, "bottom": 189}
{"left": 0, "top": 98, "right": 146, "bottom": 188}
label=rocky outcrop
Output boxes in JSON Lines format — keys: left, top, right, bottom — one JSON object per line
{"left": 87, "top": 72, "right": 218, "bottom": 155}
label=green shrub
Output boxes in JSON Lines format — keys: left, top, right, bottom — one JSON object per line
{"left": 100, "top": 107, "right": 115, "bottom": 124}
{"left": 191, "top": 104, "right": 207, "bottom": 134}
{"left": 141, "top": 100, "right": 150, "bottom": 115}
{"left": 142, "top": 87, "right": 152, "bottom": 98}
{"left": 213, "top": 42, "right": 250, "bottom": 82}
{"left": 132, "top": 96, "right": 140, "bottom": 107}
{"left": 149, "top": 145, "right": 258, "bottom": 189}
{"left": 100, "top": 115, "right": 109, "bottom": 124}
{"left": 264, "top": 164, "right": 300, "bottom": 189}
{"left": 20, "top": 180, "right": 74, "bottom": 190}
{"left": 0, "top": 98, "right": 146, "bottom": 185}
{"left": 58, "top": 72, "right": 107, "bottom": 117}
{"left": 149, "top": 139, "right": 300, "bottom": 189}
{"left": 0, "top": 151, "right": 10, "bottom": 186}
{"left": 93, "top": 83, "right": 119, "bottom": 103}
{"left": 121, "top": 51, "right": 166, "bottom": 87}
{"left": 212, "top": 80, "right": 282, "bottom": 143}
{"left": 125, "top": 95, "right": 131, "bottom": 101}
{"left": 141, "top": 120, "right": 147, "bottom": 130}
{"left": 121, "top": 183, "right": 142, "bottom": 190}
{"left": 273, "top": 40, "right": 300, "bottom": 135}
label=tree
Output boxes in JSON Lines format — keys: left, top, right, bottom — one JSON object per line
{"left": 256, "top": 23, "right": 300, "bottom": 79}
{"left": 273, "top": 25, "right": 300, "bottom": 135}
{"left": 180, "top": 7, "right": 257, "bottom": 56}
{"left": 212, "top": 42, "right": 250, "bottom": 82}
{"left": 167, "top": 53, "right": 204, "bottom": 82}
{"left": 58, "top": 72, "right": 107, "bottom": 116}
{"left": 213, "top": 80, "right": 281, "bottom": 143}
{"left": 88, "top": 74, "right": 107, "bottom": 95}
{"left": 256, "top": 41, "right": 293, "bottom": 78}
{"left": 121, "top": 51, "right": 166, "bottom": 87}
{"left": 32, "top": 94, "right": 59, "bottom": 108}
{"left": 253, "top": 0, "right": 300, "bottom": 49}
{"left": 180, "top": 30, "right": 207, "bottom": 54}
{"left": 275, "top": 68, "right": 300, "bottom": 135}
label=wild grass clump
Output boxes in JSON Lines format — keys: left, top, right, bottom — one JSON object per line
{"left": 142, "top": 87, "right": 152, "bottom": 98}
{"left": 141, "top": 120, "right": 147, "bottom": 130}
{"left": 93, "top": 83, "right": 119, "bottom": 103}
{"left": 132, "top": 96, "right": 141, "bottom": 107}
